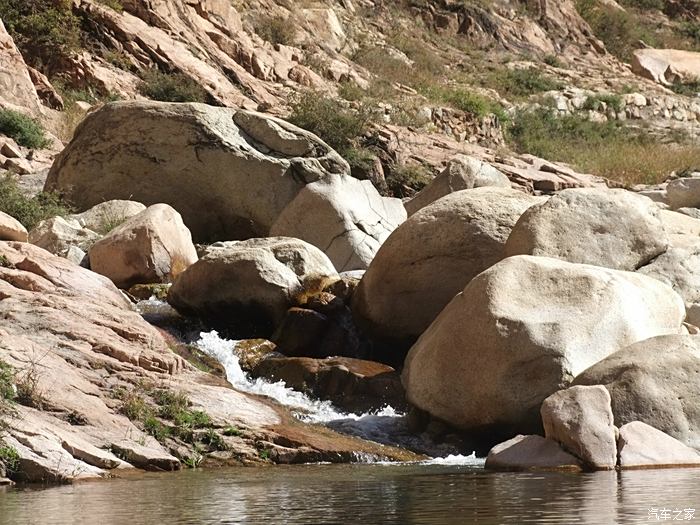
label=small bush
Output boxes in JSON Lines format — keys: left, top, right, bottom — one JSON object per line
{"left": 0, "top": 443, "right": 20, "bottom": 476}
{"left": 254, "top": 15, "right": 296, "bottom": 46}
{"left": 0, "top": 176, "right": 72, "bottom": 230}
{"left": 0, "top": 0, "right": 81, "bottom": 74}
{"left": 0, "top": 110, "right": 49, "bottom": 149}
{"left": 425, "top": 86, "right": 507, "bottom": 119}
{"left": 582, "top": 93, "right": 623, "bottom": 113}
{"left": 0, "top": 362, "right": 15, "bottom": 402}
{"left": 288, "top": 92, "right": 371, "bottom": 154}
{"left": 544, "top": 54, "right": 564, "bottom": 68}
{"left": 139, "top": 70, "right": 209, "bottom": 103}
{"left": 670, "top": 79, "right": 700, "bottom": 97}
{"left": 96, "top": 0, "right": 123, "bottom": 11}
{"left": 490, "top": 68, "right": 563, "bottom": 99}
{"left": 386, "top": 163, "right": 432, "bottom": 198}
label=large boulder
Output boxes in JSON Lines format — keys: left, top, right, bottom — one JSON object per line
{"left": 168, "top": 237, "right": 338, "bottom": 332}
{"left": 574, "top": 335, "right": 700, "bottom": 449}
{"left": 0, "top": 211, "right": 27, "bottom": 242}
{"left": 402, "top": 256, "right": 684, "bottom": 441}
{"left": 540, "top": 385, "right": 617, "bottom": 470}
{"left": 69, "top": 200, "right": 147, "bottom": 234}
{"left": 352, "top": 187, "right": 542, "bottom": 359}
{"left": 505, "top": 188, "right": 668, "bottom": 271}
{"left": 404, "top": 156, "right": 510, "bottom": 216}
{"left": 666, "top": 177, "right": 700, "bottom": 210}
{"left": 45, "top": 102, "right": 349, "bottom": 243}
{"left": 89, "top": 204, "right": 198, "bottom": 289}
{"left": 28, "top": 216, "right": 100, "bottom": 262}
{"left": 631, "top": 48, "right": 700, "bottom": 86}
{"left": 638, "top": 244, "right": 700, "bottom": 306}
{"left": 618, "top": 421, "right": 700, "bottom": 469}
{"left": 269, "top": 173, "right": 406, "bottom": 271}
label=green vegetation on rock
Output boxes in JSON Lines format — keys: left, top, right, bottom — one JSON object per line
{"left": 0, "top": 109, "right": 49, "bottom": 149}
{"left": 139, "top": 70, "right": 209, "bottom": 103}
{"left": 0, "top": 176, "right": 72, "bottom": 230}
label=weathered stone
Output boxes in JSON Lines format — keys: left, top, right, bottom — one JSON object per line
{"left": 667, "top": 177, "right": 700, "bottom": 210}
{"left": 28, "top": 216, "right": 101, "bottom": 258}
{"left": 168, "top": 237, "right": 338, "bottom": 331}
{"left": 505, "top": 188, "right": 668, "bottom": 271}
{"left": 251, "top": 356, "right": 405, "bottom": 413}
{"left": 659, "top": 209, "right": 700, "bottom": 249}
{"left": 69, "top": 200, "right": 147, "bottom": 234}
{"left": 638, "top": 244, "right": 700, "bottom": 305}
{"left": 632, "top": 48, "right": 700, "bottom": 86}
{"left": 89, "top": 203, "right": 198, "bottom": 289}
{"left": 0, "top": 211, "right": 27, "bottom": 242}
{"left": 485, "top": 435, "right": 583, "bottom": 472}
{"left": 402, "top": 256, "right": 684, "bottom": 439}
{"left": 0, "top": 19, "right": 44, "bottom": 115}
{"left": 45, "top": 102, "right": 350, "bottom": 243}
{"left": 405, "top": 156, "right": 510, "bottom": 216}
{"left": 618, "top": 421, "right": 700, "bottom": 469}
{"left": 541, "top": 385, "right": 617, "bottom": 470}
{"left": 353, "top": 187, "right": 542, "bottom": 359}
{"left": 574, "top": 335, "right": 700, "bottom": 449}
{"left": 270, "top": 173, "right": 406, "bottom": 271}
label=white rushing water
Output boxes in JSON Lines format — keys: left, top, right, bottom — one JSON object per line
{"left": 195, "top": 329, "right": 483, "bottom": 466}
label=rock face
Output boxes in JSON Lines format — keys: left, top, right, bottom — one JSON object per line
{"left": 45, "top": 102, "right": 349, "bottom": 243}
{"left": 638, "top": 244, "right": 700, "bottom": 306}
{"left": 0, "top": 211, "right": 27, "bottom": 242}
{"left": 485, "top": 435, "right": 582, "bottom": 472}
{"left": 402, "top": 255, "right": 684, "bottom": 439}
{"left": 618, "top": 421, "right": 700, "bottom": 469}
{"left": 540, "top": 386, "right": 617, "bottom": 470}
{"left": 250, "top": 356, "right": 405, "bottom": 414}
{"left": 89, "top": 204, "right": 198, "bottom": 289}
{"left": 505, "top": 188, "right": 668, "bottom": 271}
{"left": 168, "top": 237, "right": 338, "bottom": 331}
{"left": 632, "top": 48, "right": 700, "bottom": 86}
{"left": 0, "top": 19, "right": 44, "bottom": 115}
{"left": 404, "top": 156, "right": 510, "bottom": 216}
{"left": 352, "top": 188, "right": 542, "bottom": 357}
{"left": 574, "top": 335, "right": 700, "bottom": 449}
{"left": 269, "top": 174, "right": 406, "bottom": 271}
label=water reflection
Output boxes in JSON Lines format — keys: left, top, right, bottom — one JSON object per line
{"left": 2, "top": 465, "right": 700, "bottom": 524}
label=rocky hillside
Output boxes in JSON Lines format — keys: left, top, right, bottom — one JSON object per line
{"left": 2, "top": 0, "right": 700, "bottom": 485}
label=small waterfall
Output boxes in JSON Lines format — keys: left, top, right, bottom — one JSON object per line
{"left": 195, "top": 330, "right": 484, "bottom": 466}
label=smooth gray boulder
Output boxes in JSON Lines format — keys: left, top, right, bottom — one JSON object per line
{"left": 485, "top": 435, "right": 582, "bottom": 472}
{"left": 352, "top": 187, "right": 542, "bottom": 357}
{"left": 505, "top": 188, "right": 668, "bottom": 271}
{"left": 405, "top": 155, "right": 510, "bottom": 216}
{"left": 574, "top": 335, "right": 700, "bottom": 449}
{"left": 402, "top": 255, "right": 684, "bottom": 436}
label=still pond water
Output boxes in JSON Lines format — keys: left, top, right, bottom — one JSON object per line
{"left": 2, "top": 463, "right": 700, "bottom": 524}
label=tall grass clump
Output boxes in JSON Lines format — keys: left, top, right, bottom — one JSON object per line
{"left": 0, "top": 110, "right": 49, "bottom": 149}
{"left": 0, "top": 176, "right": 72, "bottom": 229}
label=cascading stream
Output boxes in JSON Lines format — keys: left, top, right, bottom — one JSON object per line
{"left": 194, "top": 329, "right": 484, "bottom": 466}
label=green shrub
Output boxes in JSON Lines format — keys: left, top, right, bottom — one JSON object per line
{"left": 582, "top": 93, "right": 623, "bottom": 113}
{"left": 386, "top": 163, "right": 432, "bottom": 198}
{"left": 425, "top": 86, "right": 508, "bottom": 119}
{"left": 670, "top": 79, "right": 700, "bottom": 96}
{"left": 253, "top": 15, "right": 296, "bottom": 46}
{"left": 0, "top": 443, "right": 20, "bottom": 476}
{"left": 0, "top": 110, "right": 49, "bottom": 149}
{"left": 544, "top": 54, "right": 564, "bottom": 68}
{"left": 288, "top": 92, "right": 371, "bottom": 154}
{"left": 139, "top": 70, "right": 209, "bottom": 103}
{"left": 576, "top": 0, "right": 651, "bottom": 60}
{"left": 0, "top": 176, "right": 72, "bottom": 230}
{"left": 0, "top": 0, "right": 81, "bottom": 74}
{"left": 96, "top": 0, "right": 123, "bottom": 11}
{"left": 0, "top": 362, "right": 15, "bottom": 402}
{"left": 489, "top": 68, "right": 563, "bottom": 99}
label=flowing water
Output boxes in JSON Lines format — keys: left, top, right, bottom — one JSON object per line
{"left": 3, "top": 464, "right": 700, "bottom": 524}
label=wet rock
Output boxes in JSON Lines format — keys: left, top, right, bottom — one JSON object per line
{"left": 485, "top": 435, "right": 583, "bottom": 472}
{"left": 402, "top": 256, "right": 684, "bottom": 440}
{"left": 45, "top": 102, "right": 349, "bottom": 243}
{"left": 405, "top": 155, "right": 510, "bottom": 216}
{"left": 574, "top": 335, "right": 700, "bottom": 449}
{"left": 251, "top": 356, "right": 405, "bottom": 413}
{"left": 0, "top": 211, "right": 27, "bottom": 242}
{"left": 541, "top": 385, "right": 617, "bottom": 470}
{"left": 618, "top": 421, "right": 700, "bottom": 469}
{"left": 89, "top": 203, "right": 198, "bottom": 289}
{"left": 353, "top": 187, "right": 541, "bottom": 361}
{"left": 270, "top": 173, "right": 406, "bottom": 271}
{"left": 168, "top": 237, "right": 338, "bottom": 332}
{"left": 505, "top": 188, "right": 668, "bottom": 271}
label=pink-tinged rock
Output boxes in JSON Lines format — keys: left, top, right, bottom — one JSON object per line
{"left": 541, "top": 385, "right": 617, "bottom": 470}
{"left": 618, "top": 422, "right": 700, "bottom": 469}
{"left": 0, "top": 211, "right": 27, "bottom": 242}
{"left": 485, "top": 434, "right": 583, "bottom": 472}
